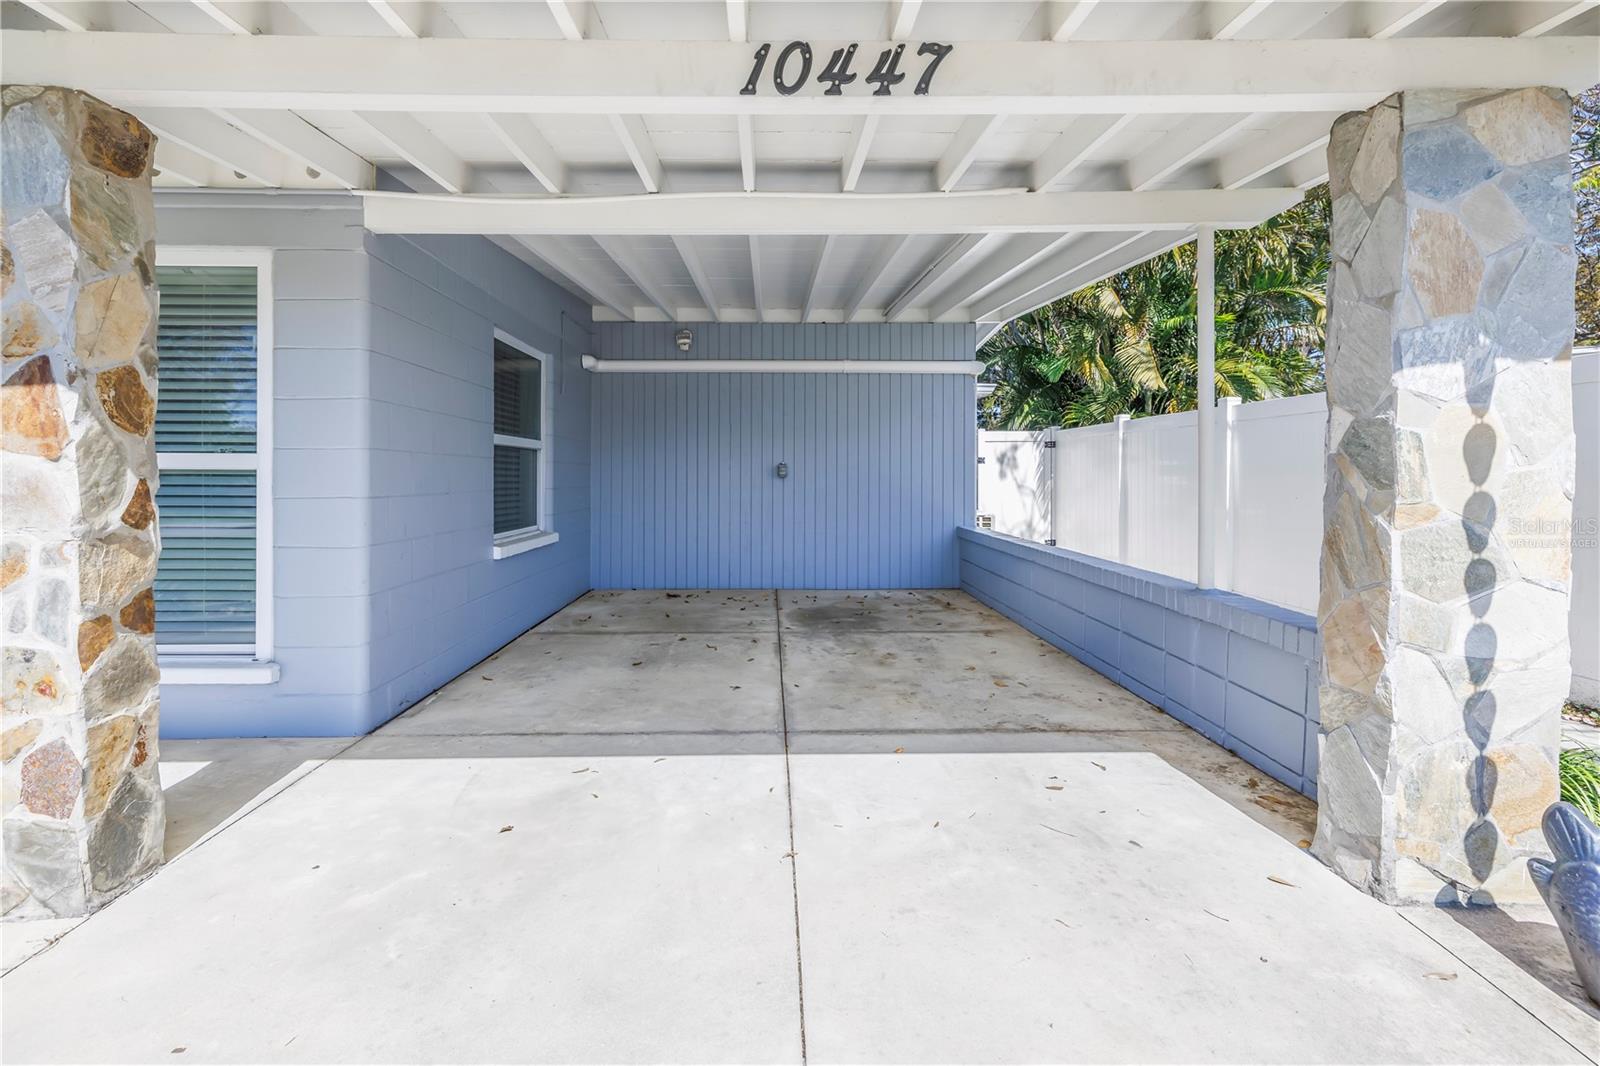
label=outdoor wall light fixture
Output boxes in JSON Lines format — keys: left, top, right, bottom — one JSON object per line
{"left": 776, "top": 462, "right": 789, "bottom": 479}
{"left": 675, "top": 328, "right": 694, "bottom": 352}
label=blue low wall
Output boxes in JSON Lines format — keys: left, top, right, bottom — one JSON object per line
{"left": 958, "top": 528, "right": 1321, "bottom": 797}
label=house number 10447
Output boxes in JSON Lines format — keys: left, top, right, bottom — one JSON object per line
{"left": 740, "top": 42, "right": 955, "bottom": 97}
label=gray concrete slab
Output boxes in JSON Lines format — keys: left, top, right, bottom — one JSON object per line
{"left": 2, "top": 741, "right": 802, "bottom": 1064}
{"left": 783, "top": 627, "right": 1183, "bottom": 735}
{"left": 788, "top": 748, "right": 1589, "bottom": 1064}
{"left": 780, "top": 589, "right": 1009, "bottom": 632}
{"left": 536, "top": 588, "right": 776, "bottom": 633}
{"left": 386, "top": 631, "right": 782, "bottom": 736}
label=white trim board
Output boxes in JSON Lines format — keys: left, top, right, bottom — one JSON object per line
{"left": 581, "top": 356, "right": 984, "bottom": 375}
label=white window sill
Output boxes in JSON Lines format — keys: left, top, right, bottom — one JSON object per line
{"left": 159, "top": 657, "right": 281, "bottom": 686}
{"left": 493, "top": 529, "right": 559, "bottom": 560}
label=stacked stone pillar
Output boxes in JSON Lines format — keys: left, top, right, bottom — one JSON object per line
{"left": 1314, "top": 88, "right": 1577, "bottom": 903}
{"left": 2, "top": 87, "right": 164, "bottom": 918}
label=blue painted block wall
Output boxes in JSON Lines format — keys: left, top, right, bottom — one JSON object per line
{"left": 153, "top": 193, "right": 592, "bottom": 737}
{"left": 590, "top": 323, "right": 977, "bottom": 589}
{"left": 959, "top": 528, "right": 1322, "bottom": 797}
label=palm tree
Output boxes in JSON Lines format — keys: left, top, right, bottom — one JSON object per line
{"left": 979, "top": 185, "right": 1330, "bottom": 429}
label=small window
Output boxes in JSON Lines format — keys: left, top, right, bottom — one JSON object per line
{"left": 492, "top": 333, "right": 547, "bottom": 543}
{"left": 152, "top": 252, "right": 272, "bottom": 659}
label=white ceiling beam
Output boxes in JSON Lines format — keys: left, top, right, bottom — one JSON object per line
{"left": 152, "top": 140, "right": 214, "bottom": 186}
{"left": 511, "top": 236, "right": 635, "bottom": 320}
{"left": 1518, "top": 1, "right": 1599, "bottom": 35}
{"left": 355, "top": 111, "right": 468, "bottom": 193}
{"left": 545, "top": 0, "right": 586, "bottom": 40}
{"left": 138, "top": 107, "right": 284, "bottom": 184}
{"left": 886, "top": 233, "right": 993, "bottom": 321}
{"left": 189, "top": 1, "right": 253, "bottom": 34}
{"left": 1048, "top": 0, "right": 1100, "bottom": 41}
{"left": 1215, "top": 113, "right": 1333, "bottom": 189}
{"left": 935, "top": 114, "right": 1007, "bottom": 192}
{"left": 216, "top": 108, "right": 373, "bottom": 190}
{"left": 1215, "top": 0, "right": 1277, "bottom": 39}
{"left": 593, "top": 236, "right": 675, "bottom": 319}
{"left": 17, "top": 34, "right": 1597, "bottom": 114}
{"left": 802, "top": 236, "right": 838, "bottom": 323}
{"left": 842, "top": 114, "right": 880, "bottom": 192}
{"left": 725, "top": 0, "right": 747, "bottom": 42}
{"left": 972, "top": 230, "right": 1174, "bottom": 323}
{"left": 1370, "top": 0, "right": 1449, "bottom": 38}
{"left": 485, "top": 113, "right": 567, "bottom": 194}
{"left": 737, "top": 114, "right": 756, "bottom": 192}
{"left": 888, "top": 0, "right": 923, "bottom": 39}
{"left": 366, "top": 0, "right": 420, "bottom": 37}
{"left": 672, "top": 236, "right": 721, "bottom": 321}
{"left": 749, "top": 236, "right": 768, "bottom": 323}
{"left": 18, "top": 1, "right": 89, "bottom": 31}
{"left": 362, "top": 187, "right": 1307, "bottom": 236}
{"left": 927, "top": 233, "right": 1070, "bottom": 320}
{"left": 1126, "top": 113, "right": 1256, "bottom": 190}
{"left": 844, "top": 235, "right": 909, "bottom": 321}
{"left": 1029, "top": 113, "right": 1134, "bottom": 191}
{"left": 608, "top": 114, "right": 664, "bottom": 194}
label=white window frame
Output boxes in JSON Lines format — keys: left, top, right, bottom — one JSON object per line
{"left": 491, "top": 328, "right": 558, "bottom": 559}
{"left": 152, "top": 246, "right": 275, "bottom": 670}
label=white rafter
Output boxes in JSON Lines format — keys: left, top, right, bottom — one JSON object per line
{"left": 889, "top": 0, "right": 923, "bottom": 39}
{"left": 593, "top": 236, "right": 675, "bottom": 318}
{"left": 16, "top": 34, "right": 1596, "bottom": 114}
{"left": 1029, "top": 113, "right": 1135, "bottom": 191}
{"left": 1518, "top": 0, "right": 1599, "bottom": 35}
{"left": 802, "top": 236, "right": 838, "bottom": 323}
{"left": 842, "top": 115, "right": 880, "bottom": 192}
{"left": 360, "top": 188, "right": 1307, "bottom": 237}
{"left": 189, "top": 1, "right": 253, "bottom": 34}
{"left": 216, "top": 108, "right": 373, "bottom": 190}
{"left": 726, "top": 0, "right": 747, "bottom": 42}
{"left": 886, "top": 233, "right": 993, "bottom": 321}
{"left": 18, "top": 1, "right": 89, "bottom": 31}
{"left": 1127, "top": 113, "right": 1257, "bottom": 190}
{"left": 737, "top": 115, "right": 756, "bottom": 192}
{"left": 749, "top": 235, "right": 768, "bottom": 322}
{"left": 1370, "top": 0, "right": 1448, "bottom": 38}
{"left": 366, "top": 0, "right": 420, "bottom": 37}
{"left": 1048, "top": 0, "right": 1100, "bottom": 41}
{"left": 153, "top": 140, "right": 213, "bottom": 186}
{"left": 546, "top": 0, "right": 586, "bottom": 40}
{"left": 510, "top": 236, "right": 635, "bottom": 320}
{"left": 1215, "top": 113, "right": 1333, "bottom": 189}
{"left": 138, "top": 107, "right": 284, "bottom": 184}
{"left": 609, "top": 114, "right": 664, "bottom": 194}
{"left": 1215, "top": 0, "right": 1278, "bottom": 39}
{"left": 927, "top": 234, "right": 1069, "bottom": 320}
{"left": 486, "top": 114, "right": 567, "bottom": 194}
{"left": 672, "top": 236, "right": 721, "bottom": 321}
{"left": 845, "top": 235, "right": 909, "bottom": 321}
{"left": 973, "top": 231, "right": 1174, "bottom": 323}
{"left": 935, "top": 114, "right": 1007, "bottom": 192}
{"left": 355, "top": 111, "right": 468, "bottom": 193}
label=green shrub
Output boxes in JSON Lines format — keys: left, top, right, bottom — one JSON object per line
{"left": 1560, "top": 746, "right": 1600, "bottom": 824}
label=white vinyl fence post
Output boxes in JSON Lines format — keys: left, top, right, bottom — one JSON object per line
{"left": 1215, "top": 396, "right": 1240, "bottom": 591}
{"left": 1114, "top": 413, "right": 1131, "bottom": 565}
{"left": 1195, "top": 225, "right": 1218, "bottom": 589}
{"left": 1046, "top": 426, "right": 1059, "bottom": 547}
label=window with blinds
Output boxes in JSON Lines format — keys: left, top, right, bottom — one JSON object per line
{"left": 153, "top": 263, "right": 263, "bottom": 652}
{"left": 492, "top": 336, "right": 546, "bottom": 540}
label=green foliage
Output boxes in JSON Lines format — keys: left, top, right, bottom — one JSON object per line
{"left": 1575, "top": 86, "right": 1600, "bottom": 344}
{"left": 979, "top": 185, "right": 1330, "bottom": 429}
{"left": 1560, "top": 746, "right": 1600, "bottom": 824}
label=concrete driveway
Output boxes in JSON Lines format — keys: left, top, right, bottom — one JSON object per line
{"left": 2, "top": 590, "right": 1594, "bottom": 1063}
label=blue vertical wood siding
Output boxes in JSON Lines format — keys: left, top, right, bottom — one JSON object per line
{"left": 591, "top": 323, "right": 977, "bottom": 589}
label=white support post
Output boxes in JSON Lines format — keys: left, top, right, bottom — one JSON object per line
{"left": 1214, "top": 395, "right": 1240, "bottom": 592}
{"left": 1045, "top": 426, "right": 1059, "bottom": 547}
{"left": 1113, "top": 413, "right": 1131, "bottom": 565}
{"left": 1195, "top": 226, "right": 1217, "bottom": 590}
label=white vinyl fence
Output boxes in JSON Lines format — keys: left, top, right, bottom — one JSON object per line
{"left": 977, "top": 349, "right": 1599, "bottom": 703}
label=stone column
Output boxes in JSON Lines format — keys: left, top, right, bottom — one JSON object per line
{"left": 1314, "top": 88, "right": 1576, "bottom": 904}
{"left": 2, "top": 87, "right": 164, "bottom": 919}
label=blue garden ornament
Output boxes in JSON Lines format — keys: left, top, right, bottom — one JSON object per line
{"left": 1529, "top": 802, "right": 1600, "bottom": 1006}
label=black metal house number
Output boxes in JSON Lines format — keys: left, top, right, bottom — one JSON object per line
{"left": 740, "top": 42, "right": 954, "bottom": 97}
